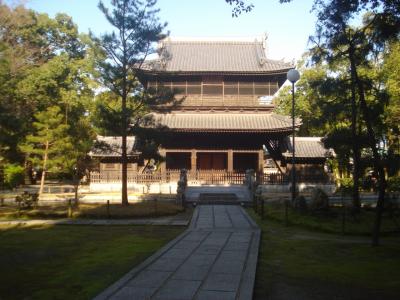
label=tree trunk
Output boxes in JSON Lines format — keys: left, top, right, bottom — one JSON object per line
{"left": 349, "top": 65, "right": 361, "bottom": 212}
{"left": 73, "top": 171, "right": 80, "bottom": 204}
{"left": 348, "top": 50, "right": 386, "bottom": 246}
{"left": 74, "top": 181, "right": 79, "bottom": 204}
{"left": 121, "top": 61, "right": 128, "bottom": 205}
{"left": 120, "top": 5, "right": 129, "bottom": 206}
{"left": 39, "top": 141, "right": 49, "bottom": 195}
{"left": 121, "top": 86, "right": 128, "bottom": 205}
{"left": 121, "top": 128, "right": 128, "bottom": 205}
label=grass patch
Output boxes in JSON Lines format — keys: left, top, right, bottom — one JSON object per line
{"left": 249, "top": 210, "right": 400, "bottom": 300}
{"left": 0, "top": 224, "right": 184, "bottom": 299}
{"left": 0, "top": 201, "right": 185, "bottom": 220}
{"left": 258, "top": 201, "right": 400, "bottom": 235}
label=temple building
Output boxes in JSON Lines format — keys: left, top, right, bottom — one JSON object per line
{"left": 89, "top": 37, "right": 332, "bottom": 191}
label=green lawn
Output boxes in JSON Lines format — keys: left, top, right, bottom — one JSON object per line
{"left": 257, "top": 201, "right": 400, "bottom": 235}
{"left": 0, "top": 224, "right": 184, "bottom": 299}
{"left": 0, "top": 201, "right": 185, "bottom": 220}
{"left": 249, "top": 210, "right": 400, "bottom": 300}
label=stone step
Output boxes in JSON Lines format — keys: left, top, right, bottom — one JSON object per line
{"left": 198, "top": 193, "right": 239, "bottom": 205}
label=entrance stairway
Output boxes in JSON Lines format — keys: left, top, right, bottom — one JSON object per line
{"left": 199, "top": 193, "right": 239, "bottom": 205}
{"left": 185, "top": 186, "right": 251, "bottom": 205}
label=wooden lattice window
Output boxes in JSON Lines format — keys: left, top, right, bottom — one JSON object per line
{"left": 203, "top": 84, "right": 223, "bottom": 96}
{"left": 186, "top": 82, "right": 201, "bottom": 95}
{"left": 239, "top": 83, "right": 254, "bottom": 96}
{"left": 254, "top": 83, "right": 270, "bottom": 96}
{"left": 172, "top": 81, "right": 186, "bottom": 95}
{"left": 224, "top": 82, "right": 238, "bottom": 95}
{"left": 270, "top": 83, "right": 279, "bottom": 95}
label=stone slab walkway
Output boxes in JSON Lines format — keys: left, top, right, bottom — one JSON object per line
{"left": 94, "top": 205, "right": 260, "bottom": 300}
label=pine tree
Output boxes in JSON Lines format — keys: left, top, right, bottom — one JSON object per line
{"left": 20, "top": 106, "right": 73, "bottom": 195}
{"left": 94, "top": 0, "right": 168, "bottom": 205}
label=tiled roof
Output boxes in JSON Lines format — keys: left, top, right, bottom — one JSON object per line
{"left": 145, "top": 39, "right": 293, "bottom": 73}
{"left": 283, "top": 137, "right": 333, "bottom": 158}
{"left": 149, "top": 112, "right": 300, "bottom": 132}
{"left": 89, "top": 136, "right": 138, "bottom": 157}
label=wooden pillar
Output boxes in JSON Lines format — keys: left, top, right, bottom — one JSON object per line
{"left": 227, "top": 149, "right": 234, "bottom": 172}
{"left": 191, "top": 150, "right": 197, "bottom": 172}
{"left": 159, "top": 149, "right": 166, "bottom": 172}
{"left": 159, "top": 149, "right": 167, "bottom": 183}
{"left": 258, "top": 150, "right": 264, "bottom": 173}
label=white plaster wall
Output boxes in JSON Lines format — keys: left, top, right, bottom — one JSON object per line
{"left": 89, "top": 182, "right": 178, "bottom": 194}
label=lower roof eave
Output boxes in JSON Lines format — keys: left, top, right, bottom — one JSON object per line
{"left": 167, "top": 128, "right": 296, "bottom": 133}
{"left": 89, "top": 153, "right": 141, "bottom": 158}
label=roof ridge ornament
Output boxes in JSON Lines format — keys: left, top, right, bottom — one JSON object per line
{"left": 255, "top": 37, "right": 267, "bottom": 66}
{"left": 262, "top": 32, "right": 268, "bottom": 52}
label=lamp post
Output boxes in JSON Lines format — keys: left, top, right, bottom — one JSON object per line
{"left": 287, "top": 69, "right": 300, "bottom": 203}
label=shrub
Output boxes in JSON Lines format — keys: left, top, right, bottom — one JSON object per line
{"left": 15, "top": 191, "right": 39, "bottom": 209}
{"left": 294, "top": 195, "right": 308, "bottom": 213}
{"left": 4, "top": 164, "right": 25, "bottom": 189}
{"left": 387, "top": 176, "right": 400, "bottom": 193}
{"left": 310, "top": 188, "right": 329, "bottom": 211}
{"left": 337, "top": 177, "right": 353, "bottom": 196}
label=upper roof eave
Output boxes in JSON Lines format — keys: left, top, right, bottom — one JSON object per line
{"left": 139, "top": 69, "right": 293, "bottom": 77}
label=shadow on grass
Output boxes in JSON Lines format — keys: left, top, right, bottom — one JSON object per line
{"left": 248, "top": 209, "right": 400, "bottom": 300}
{"left": 0, "top": 223, "right": 185, "bottom": 299}
{"left": 0, "top": 200, "right": 186, "bottom": 220}
{"left": 258, "top": 201, "right": 400, "bottom": 236}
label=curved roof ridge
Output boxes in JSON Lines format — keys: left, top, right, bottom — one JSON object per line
{"left": 162, "top": 40, "right": 263, "bottom": 46}
{"left": 270, "top": 113, "right": 302, "bottom": 126}
{"left": 254, "top": 38, "right": 267, "bottom": 66}
{"left": 162, "top": 36, "right": 265, "bottom": 42}
{"left": 146, "top": 38, "right": 294, "bottom": 73}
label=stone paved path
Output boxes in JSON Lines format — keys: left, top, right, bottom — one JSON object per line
{"left": 94, "top": 205, "right": 260, "bottom": 300}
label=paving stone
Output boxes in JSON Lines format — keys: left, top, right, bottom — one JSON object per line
{"left": 182, "top": 232, "right": 209, "bottom": 242}
{"left": 202, "top": 235, "right": 230, "bottom": 246}
{"left": 229, "top": 233, "right": 252, "bottom": 243}
{"left": 202, "top": 273, "right": 242, "bottom": 292}
{"left": 196, "top": 290, "right": 237, "bottom": 300}
{"left": 211, "top": 259, "right": 245, "bottom": 274}
{"left": 126, "top": 270, "right": 171, "bottom": 288}
{"left": 195, "top": 245, "right": 221, "bottom": 255}
{"left": 172, "top": 264, "right": 210, "bottom": 280}
{"left": 224, "top": 241, "right": 250, "bottom": 251}
{"left": 111, "top": 286, "right": 155, "bottom": 300}
{"left": 185, "top": 254, "right": 217, "bottom": 266}
{"left": 95, "top": 205, "right": 260, "bottom": 300}
{"left": 218, "top": 251, "right": 247, "bottom": 262}
{"left": 152, "top": 279, "right": 201, "bottom": 300}
{"left": 147, "top": 257, "right": 185, "bottom": 272}
{"left": 162, "top": 247, "right": 193, "bottom": 259}
{"left": 173, "top": 240, "right": 200, "bottom": 250}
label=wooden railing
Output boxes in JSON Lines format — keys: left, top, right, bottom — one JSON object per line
{"left": 90, "top": 170, "right": 333, "bottom": 185}
{"left": 297, "top": 173, "right": 333, "bottom": 183}
{"left": 188, "top": 170, "right": 245, "bottom": 185}
{"left": 257, "top": 172, "right": 288, "bottom": 185}
{"left": 90, "top": 169, "right": 246, "bottom": 185}
{"left": 256, "top": 172, "right": 333, "bottom": 184}
{"left": 90, "top": 169, "right": 181, "bottom": 184}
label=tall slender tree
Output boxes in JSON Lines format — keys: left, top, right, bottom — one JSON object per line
{"left": 280, "top": 0, "right": 400, "bottom": 245}
{"left": 95, "top": 0, "right": 168, "bottom": 205}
